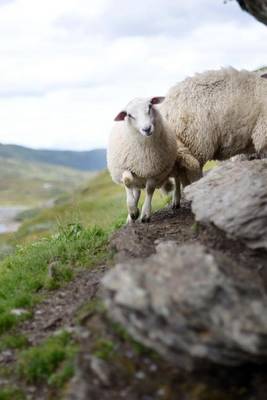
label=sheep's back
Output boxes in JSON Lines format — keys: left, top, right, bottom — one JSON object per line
{"left": 161, "top": 68, "right": 264, "bottom": 165}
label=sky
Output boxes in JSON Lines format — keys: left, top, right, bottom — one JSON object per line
{"left": 0, "top": 0, "right": 266, "bottom": 151}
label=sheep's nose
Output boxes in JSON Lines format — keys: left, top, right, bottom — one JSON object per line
{"left": 142, "top": 126, "right": 152, "bottom": 135}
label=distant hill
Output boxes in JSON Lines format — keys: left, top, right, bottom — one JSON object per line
{"left": 0, "top": 144, "right": 106, "bottom": 171}
{"left": 0, "top": 156, "right": 93, "bottom": 205}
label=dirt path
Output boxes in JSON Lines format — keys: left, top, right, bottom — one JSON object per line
{"left": 20, "top": 266, "right": 106, "bottom": 346}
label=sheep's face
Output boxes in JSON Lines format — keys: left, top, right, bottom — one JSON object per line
{"left": 114, "top": 97, "right": 165, "bottom": 137}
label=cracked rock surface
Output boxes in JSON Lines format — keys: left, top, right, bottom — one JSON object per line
{"left": 184, "top": 160, "right": 267, "bottom": 250}
{"left": 102, "top": 242, "right": 267, "bottom": 370}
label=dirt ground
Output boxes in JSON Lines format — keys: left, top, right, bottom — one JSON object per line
{"left": 1, "top": 201, "right": 267, "bottom": 400}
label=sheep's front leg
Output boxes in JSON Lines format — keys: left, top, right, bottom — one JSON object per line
{"left": 122, "top": 171, "right": 140, "bottom": 223}
{"left": 125, "top": 187, "right": 140, "bottom": 223}
{"left": 140, "top": 180, "right": 155, "bottom": 223}
{"left": 133, "top": 188, "right": 141, "bottom": 204}
{"left": 172, "top": 175, "right": 181, "bottom": 209}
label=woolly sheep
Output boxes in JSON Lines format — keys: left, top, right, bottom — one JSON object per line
{"left": 107, "top": 97, "right": 181, "bottom": 223}
{"left": 160, "top": 67, "right": 267, "bottom": 172}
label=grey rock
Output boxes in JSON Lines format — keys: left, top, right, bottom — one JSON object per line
{"left": 102, "top": 242, "right": 267, "bottom": 370}
{"left": 184, "top": 160, "right": 267, "bottom": 250}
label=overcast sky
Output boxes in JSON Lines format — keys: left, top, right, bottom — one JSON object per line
{"left": 0, "top": 0, "right": 266, "bottom": 150}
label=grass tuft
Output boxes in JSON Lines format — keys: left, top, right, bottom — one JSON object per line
{"left": 0, "top": 387, "right": 26, "bottom": 400}
{"left": 0, "top": 334, "right": 29, "bottom": 351}
{"left": 17, "top": 331, "right": 77, "bottom": 386}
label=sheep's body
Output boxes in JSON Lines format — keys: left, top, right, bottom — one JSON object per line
{"left": 107, "top": 97, "right": 180, "bottom": 223}
{"left": 160, "top": 68, "right": 267, "bottom": 168}
{"left": 108, "top": 117, "right": 177, "bottom": 189}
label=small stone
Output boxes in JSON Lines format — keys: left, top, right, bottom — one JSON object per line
{"left": 10, "top": 308, "right": 28, "bottom": 316}
{"left": 0, "top": 350, "right": 13, "bottom": 362}
{"left": 135, "top": 371, "right": 146, "bottom": 380}
{"left": 149, "top": 364, "right": 158, "bottom": 372}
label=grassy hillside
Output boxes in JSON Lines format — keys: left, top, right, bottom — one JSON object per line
{"left": 10, "top": 170, "right": 168, "bottom": 245}
{"left": 0, "top": 143, "right": 106, "bottom": 171}
{"left": 0, "top": 171, "right": 167, "bottom": 340}
{"left": 0, "top": 156, "right": 92, "bottom": 206}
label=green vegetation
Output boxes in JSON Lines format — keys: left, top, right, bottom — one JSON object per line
{"left": 0, "top": 171, "right": 142, "bottom": 337}
{"left": 0, "top": 334, "right": 29, "bottom": 351}
{"left": 11, "top": 170, "right": 168, "bottom": 244}
{"left": 0, "top": 224, "right": 110, "bottom": 335}
{"left": 93, "top": 338, "right": 116, "bottom": 360}
{"left": 18, "top": 331, "right": 76, "bottom": 386}
{"left": 0, "top": 387, "right": 26, "bottom": 400}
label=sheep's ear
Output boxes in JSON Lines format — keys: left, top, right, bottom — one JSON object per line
{"left": 114, "top": 111, "right": 127, "bottom": 121}
{"left": 261, "top": 73, "right": 267, "bottom": 79}
{"left": 150, "top": 96, "right": 165, "bottom": 105}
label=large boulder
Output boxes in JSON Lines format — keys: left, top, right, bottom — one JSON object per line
{"left": 184, "top": 160, "right": 267, "bottom": 250}
{"left": 102, "top": 242, "right": 267, "bottom": 370}
{"left": 236, "top": 0, "right": 267, "bottom": 25}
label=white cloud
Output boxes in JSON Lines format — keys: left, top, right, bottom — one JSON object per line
{"left": 0, "top": 0, "right": 266, "bottom": 150}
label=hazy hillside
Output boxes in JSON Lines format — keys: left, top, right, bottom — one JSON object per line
{"left": 0, "top": 143, "right": 106, "bottom": 171}
{"left": 0, "top": 156, "right": 92, "bottom": 205}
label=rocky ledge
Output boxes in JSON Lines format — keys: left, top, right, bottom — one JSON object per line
{"left": 102, "top": 160, "right": 267, "bottom": 371}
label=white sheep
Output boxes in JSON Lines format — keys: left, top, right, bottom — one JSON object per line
{"left": 107, "top": 97, "right": 181, "bottom": 223}
{"left": 160, "top": 67, "right": 267, "bottom": 171}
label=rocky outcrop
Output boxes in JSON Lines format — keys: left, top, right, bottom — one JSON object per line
{"left": 66, "top": 159, "right": 267, "bottom": 398}
{"left": 102, "top": 241, "right": 267, "bottom": 370}
{"left": 184, "top": 160, "right": 267, "bottom": 250}
{"left": 236, "top": 0, "right": 267, "bottom": 25}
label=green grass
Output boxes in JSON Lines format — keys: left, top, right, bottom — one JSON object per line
{"left": 17, "top": 331, "right": 77, "bottom": 386}
{"left": 0, "top": 171, "right": 145, "bottom": 338}
{"left": 13, "top": 164, "right": 218, "bottom": 246}
{"left": 0, "top": 223, "right": 110, "bottom": 335}
{"left": 11, "top": 170, "right": 168, "bottom": 245}
{"left": 0, "top": 334, "right": 29, "bottom": 351}
{"left": 0, "top": 387, "right": 26, "bottom": 400}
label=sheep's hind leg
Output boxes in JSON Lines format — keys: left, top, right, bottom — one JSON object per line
{"left": 172, "top": 175, "right": 181, "bottom": 209}
{"left": 140, "top": 180, "right": 155, "bottom": 223}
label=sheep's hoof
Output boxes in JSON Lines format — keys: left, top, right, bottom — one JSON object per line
{"left": 130, "top": 208, "right": 140, "bottom": 221}
{"left": 126, "top": 209, "right": 140, "bottom": 224}
{"left": 140, "top": 215, "right": 151, "bottom": 223}
{"left": 171, "top": 202, "right": 180, "bottom": 210}
{"left": 126, "top": 215, "right": 134, "bottom": 224}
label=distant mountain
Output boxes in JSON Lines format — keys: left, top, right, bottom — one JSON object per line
{"left": 0, "top": 144, "right": 106, "bottom": 171}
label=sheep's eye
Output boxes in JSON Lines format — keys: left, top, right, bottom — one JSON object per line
{"left": 148, "top": 104, "right": 152, "bottom": 112}
{"left": 128, "top": 113, "right": 135, "bottom": 119}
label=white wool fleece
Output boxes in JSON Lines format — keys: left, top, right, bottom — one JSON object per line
{"left": 160, "top": 67, "right": 267, "bottom": 167}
